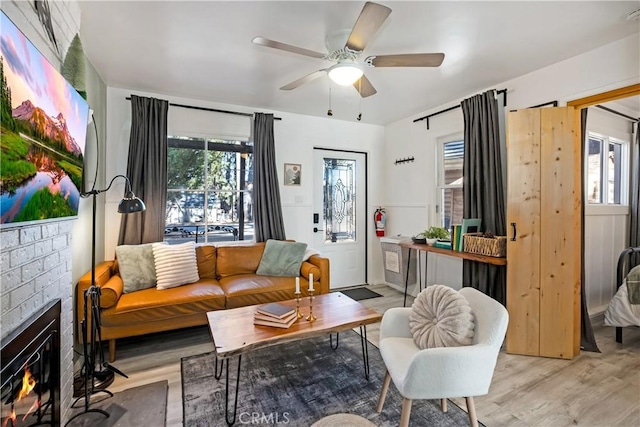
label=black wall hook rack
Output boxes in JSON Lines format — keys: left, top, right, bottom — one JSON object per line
{"left": 395, "top": 157, "right": 415, "bottom": 165}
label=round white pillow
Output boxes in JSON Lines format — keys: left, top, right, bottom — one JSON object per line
{"left": 409, "top": 285, "right": 475, "bottom": 349}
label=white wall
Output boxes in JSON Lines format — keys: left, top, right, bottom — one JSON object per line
{"left": 103, "top": 87, "right": 386, "bottom": 284}
{"left": 383, "top": 34, "right": 639, "bottom": 302}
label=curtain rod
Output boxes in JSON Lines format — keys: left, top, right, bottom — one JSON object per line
{"left": 594, "top": 104, "right": 638, "bottom": 122}
{"left": 413, "top": 89, "right": 507, "bottom": 129}
{"left": 528, "top": 100, "right": 558, "bottom": 108}
{"left": 125, "top": 97, "right": 282, "bottom": 120}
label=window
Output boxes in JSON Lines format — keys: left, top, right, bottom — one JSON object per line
{"left": 165, "top": 136, "right": 253, "bottom": 243}
{"left": 586, "top": 133, "right": 628, "bottom": 205}
{"left": 438, "top": 139, "right": 464, "bottom": 229}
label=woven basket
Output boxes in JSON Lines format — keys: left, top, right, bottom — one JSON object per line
{"left": 463, "top": 233, "right": 507, "bottom": 257}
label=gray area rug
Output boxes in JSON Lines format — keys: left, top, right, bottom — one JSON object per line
{"left": 182, "top": 331, "right": 480, "bottom": 426}
{"left": 339, "top": 288, "right": 383, "bottom": 301}
{"left": 67, "top": 380, "right": 167, "bottom": 426}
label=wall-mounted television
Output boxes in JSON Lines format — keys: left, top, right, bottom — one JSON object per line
{"left": 1, "top": 10, "right": 89, "bottom": 227}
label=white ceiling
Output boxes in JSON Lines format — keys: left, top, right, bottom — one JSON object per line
{"left": 79, "top": 1, "right": 640, "bottom": 125}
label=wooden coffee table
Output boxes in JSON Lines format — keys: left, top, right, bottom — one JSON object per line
{"left": 207, "top": 292, "right": 382, "bottom": 426}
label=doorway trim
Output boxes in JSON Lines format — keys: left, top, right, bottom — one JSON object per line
{"left": 566, "top": 83, "right": 640, "bottom": 352}
{"left": 313, "top": 147, "right": 369, "bottom": 285}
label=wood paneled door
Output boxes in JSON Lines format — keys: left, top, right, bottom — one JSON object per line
{"left": 506, "top": 107, "right": 581, "bottom": 360}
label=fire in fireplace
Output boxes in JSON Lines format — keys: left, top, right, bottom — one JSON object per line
{"left": 1, "top": 300, "right": 60, "bottom": 427}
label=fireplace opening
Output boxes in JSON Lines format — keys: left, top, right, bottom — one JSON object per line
{"left": 1, "top": 300, "right": 61, "bottom": 427}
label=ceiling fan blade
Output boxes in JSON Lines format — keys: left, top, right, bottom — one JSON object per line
{"left": 345, "top": 2, "right": 392, "bottom": 52}
{"left": 353, "top": 74, "right": 377, "bottom": 98}
{"left": 252, "top": 36, "right": 326, "bottom": 59}
{"left": 280, "top": 70, "right": 327, "bottom": 90}
{"left": 369, "top": 53, "right": 445, "bottom": 67}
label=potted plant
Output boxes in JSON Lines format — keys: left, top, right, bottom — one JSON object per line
{"left": 423, "top": 226, "right": 450, "bottom": 246}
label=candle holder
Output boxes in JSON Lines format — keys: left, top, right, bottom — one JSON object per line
{"left": 294, "top": 291, "right": 304, "bottom": 319}
{"left": 306, "top": 290, "right": 317, "bottom": 322}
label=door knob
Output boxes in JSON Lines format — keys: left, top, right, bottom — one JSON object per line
{"left": 313, "top": 227, "right": 324, "bottom": 233}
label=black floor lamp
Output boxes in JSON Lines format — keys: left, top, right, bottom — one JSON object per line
{"left": 66, "top": 175, "right": 145, "bottom": 425}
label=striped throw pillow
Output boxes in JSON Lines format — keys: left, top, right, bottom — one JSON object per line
{"left": 152, "top": 242, "right": 200, "bottom": 290}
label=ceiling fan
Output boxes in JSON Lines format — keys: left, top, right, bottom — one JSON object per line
{"left": 252, "top": 1, "right": 445, "bottom": 98}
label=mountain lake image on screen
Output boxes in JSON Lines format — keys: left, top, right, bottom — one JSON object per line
{"left": 1, "top": 11, "right": 89, "bottom": 226}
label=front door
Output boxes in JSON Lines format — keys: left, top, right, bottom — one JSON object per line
{"left": 312, "top": 149, "right": 367, "bottom": 289}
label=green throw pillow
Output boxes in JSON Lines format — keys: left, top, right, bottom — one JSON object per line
{"left": 115, "top": 243, "right": 157, "bottom": 293}
{"left": 256, "top": 240, "right": 308, "bottom": 277}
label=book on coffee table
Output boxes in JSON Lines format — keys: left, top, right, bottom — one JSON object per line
{"left": 256, "top": 303, "right": 295, "bottom": 319}
{"left": 254, "top": 311, "right": 297, "bottom": 329}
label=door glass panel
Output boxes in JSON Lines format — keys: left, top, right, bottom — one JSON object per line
{"left": 323, "top": 158, "right": 356, "bottom": 243}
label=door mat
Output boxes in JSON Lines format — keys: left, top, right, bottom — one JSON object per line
{"left": 182, "top": 331, "right": 482, "bottom": 426}
{"left": 339, "top": 287, "right": 383, "bottom": 301}
{"left": 67, "top": 380, "right": 167, "bottom": 426}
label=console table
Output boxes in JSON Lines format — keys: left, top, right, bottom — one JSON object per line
{"left": 398, "top": 242, "right": 507, "bottom": 306}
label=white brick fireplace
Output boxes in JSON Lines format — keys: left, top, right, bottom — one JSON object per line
{"left": 1, "top": 221, "right": 75, "bottom": 423}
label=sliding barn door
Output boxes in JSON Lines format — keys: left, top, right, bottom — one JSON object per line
{"left": 506, "top": 107, "right": 581, "bottom": 359}
{"left": 506, "top": 109, "right": 541, "bottom": 356}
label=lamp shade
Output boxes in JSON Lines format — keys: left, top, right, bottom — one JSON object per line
{"left": 328, "top": 63, "right": 363, "bottom": 86}
{"left": 118, "top": 196, "right": 146, "bottom": 214}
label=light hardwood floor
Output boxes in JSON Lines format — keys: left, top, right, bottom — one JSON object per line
{"left": 104, "top": 284, "right": 640, "bottom": 426}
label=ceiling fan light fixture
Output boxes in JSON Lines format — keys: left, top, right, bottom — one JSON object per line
{"left": 328, "top": 63, "right": 363, "bottom": 86}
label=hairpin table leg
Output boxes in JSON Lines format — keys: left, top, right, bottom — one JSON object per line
{"left": 360, "top": 326, "right": 370, "bottom": 381}
{"left": 330, "top": 332, "right": 340, "bottom": 350}
{"left": 225, "top": 355, "right": 242, "bottom": 426}
{"left": 214, "top": 355, "right": 224, "bottom": 380}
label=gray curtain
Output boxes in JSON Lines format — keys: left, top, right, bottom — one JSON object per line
{"left": 253, "top": 113, "right": 286, "bottom": 242}
{"left": 580, "top": 108, "right": 599, "bottom": 352}
{"left": 631, "top": 122, "right": 640, "bottom": 266}
{"left": 118, "top": 95, "right": 168, "bottom": 245}
{"left": 461, "top": 90, "right": 507, "bottom": 304}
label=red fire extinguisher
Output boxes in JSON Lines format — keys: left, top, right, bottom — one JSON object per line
{"left": 374, "top": 207, "right": 386, "bottom": 237}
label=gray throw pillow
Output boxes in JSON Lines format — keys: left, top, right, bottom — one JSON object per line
{"left": 115, "top": 243, "right": 157, "bottom": 293}
{"left": 256, "top": 240, "right": 308, "bottom": 277}
{"left": 409, "top": 285, "right": 475, "bottom": 349}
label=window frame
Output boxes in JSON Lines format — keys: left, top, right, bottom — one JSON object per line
{"left": 585, "top": 131, "right": 630, "bottom": 207}
{"left": 165, "top": 135, "right": 254, "bottom": 243}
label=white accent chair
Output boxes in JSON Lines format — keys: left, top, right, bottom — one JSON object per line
{"left": 376, "top": 287, "right": 509, "bottom": 427}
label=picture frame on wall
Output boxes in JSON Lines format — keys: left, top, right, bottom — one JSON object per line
{"left": 284, "top": 163, "right": 301, "bottom": 186}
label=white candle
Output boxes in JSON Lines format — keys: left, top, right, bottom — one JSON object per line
{"left": 295, "top": 277, "right": 300, "bottom": 294}
{"left": 309, "top": 273, "right": 314, "bottom": 292}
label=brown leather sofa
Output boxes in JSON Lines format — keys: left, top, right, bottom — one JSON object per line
{"left": 76, "top": 242, "right": 330, "bottom": 361}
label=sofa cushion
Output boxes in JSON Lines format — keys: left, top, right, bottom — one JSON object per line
{"left": 115, "top": 243, "right": 157, "bottom": 293}
{"left": 100, "top": 275, "right": 124, "bottom": 308}
{"left": 195, "top": 245, "right": 217, "bottom": 279}
{"left": 152, "top": 242, "right": 200, "bottom": 290}
{"left": 101, "top": 279, "right": 225, "bottom": 326}
{"left": 256, "top": 240, "right": 307, "bottom": 277}
{"left": 216, "top": 243, "right": 266, "bottom": 278}
{"left": 219, "top": 274, "right": 298, "bottom": 308}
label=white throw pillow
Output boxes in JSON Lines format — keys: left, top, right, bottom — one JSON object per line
{"left": 152, "top": 242, "right": 200, "bottom": 290}
{"left": 409, "top": 285, "right": 475, "bottom": 349}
